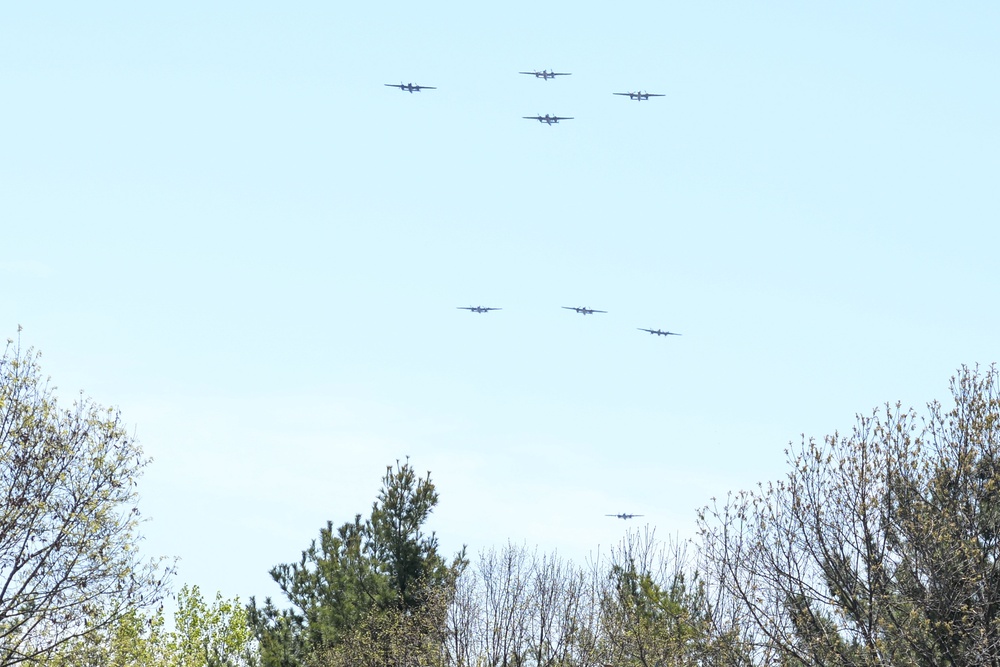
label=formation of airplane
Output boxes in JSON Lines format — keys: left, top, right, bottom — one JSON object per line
{"left": 519, "top": 70, "right": 571, "bottom": 79}
{"left": 387, "top": 72, "right": 667, "bottom": 130}
{"left": 457, "top": 306, "right": 501, "bottom": 313}
{"left": 563, "top": 306, "right": 607, "bottom": 315}
{"left": 391, "top": 66, "right": 674, "bottom": 531}
{"left": 524, "top": 114, "right": 573, "bottom": 125}
{"left": 458, "top": 307, "right": 680, "bottom": 335}
{"left": 384, "top": 82, "right": 436, "bottom": 93}
{"left": 614, "top": 91, "right": 665, "bottom": 101}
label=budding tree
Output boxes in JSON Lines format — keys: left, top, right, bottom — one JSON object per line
{"left": 698, "top": 365, "right": 1000, "bottom": 667}
{"left": 0, "top": 334, "right": 170, "bottom": 666}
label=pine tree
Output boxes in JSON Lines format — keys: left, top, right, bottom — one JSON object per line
{"left": 249, "top": 459, "right": 465, "bottom": 667}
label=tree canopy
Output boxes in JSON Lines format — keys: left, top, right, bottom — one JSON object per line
{"left": 249, "top": 459, "right": 466, "bottom": 667}
{"left": 699, "top": 364, "right": 1000, "bottom": 667}
{"left": 0, "top": 333, "right": 170, "bottom": 666}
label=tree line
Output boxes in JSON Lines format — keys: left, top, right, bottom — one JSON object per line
{"left": 3, "top": 331, "right": 1000, "bottom": 666}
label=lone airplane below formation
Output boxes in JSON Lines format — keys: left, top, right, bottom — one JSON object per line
{"left": 458, "top": 306, "right": 501, "bottom": 313}
{"left": 563, "top": 306, "right": 607, "bottom": 315}
{"left": 385, "top": 82, "right": 436, "bottom": 93}
{"left": 606, "top": 513, "right": 644, "bottom": 520}
{"left": 614, "top": 91, "right": 665, "bottom": 101}
{"left": 524, "top": 114, "right": 573, "bottom": 125}
{"left": 519, "top": 70, "right": 571, "bottom": 79}
{"left": 638, "top": 328, "right": 681, "bottom": 336}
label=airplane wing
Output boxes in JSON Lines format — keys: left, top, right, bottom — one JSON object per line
{"left": 552, "top": 116, "right": 574, "bottom": 121}
{"left": 646, "top": 93, "right": 665, "bottom": 97}
{"left": 551, "top": 72, "right": 571, "bottom": 76}
{"left": 613, "top": 92, "right": 631, "bottom": 96}
{"left": 385, "top": 84, "right": 403, "bottom": 88}
{"left": 416, "top": 86, "right": 436, "bottom": 90}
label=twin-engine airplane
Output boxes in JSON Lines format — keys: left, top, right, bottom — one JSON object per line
{"left": 385, "top": 82, "right": 436, "bottom": 93}
{"left": 458, "top": 306, "right": 501, "bottom": 313}
{"left": 607, "top": 513, "right": 644, "bottom": 520}
{"left": 563, "top": 306, "right": 607, "bottom": 315}
{"left": 614, "top": 91, "right": 665, "bottom": 101}
{"left": 519, "top": 70, "right": 571, "bottom": 79}
{"left": 638, "top": 328, "right": 681, "bottom": 336}
{"left": 524, "top": 114, "right": 573, "bottom": 125}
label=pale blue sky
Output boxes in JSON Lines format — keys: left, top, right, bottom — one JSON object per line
{"left": 2, "top": 2, "right": 998, "bottom": 603}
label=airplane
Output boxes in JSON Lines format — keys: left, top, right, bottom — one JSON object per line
{"left": 613, "top": 91, "right": 665, "bottom": 101}
{"left": 638, "top": 328, "right": 681, "bottom": 337}
{"left": 519, "top": 70, "right": 571, "bottom": 80}
{"left": 523, "top": 114, "right": 573, "bottom": 125}
{"left": 385, "top": 82, "right": 436, "bottom": 93}
{"left": 458, "top": 306, "right": 501, "bottom": 313}
{"left": 562, "top": 306, "right": 607, "bottom": 315}
{"left": 606, "top": 513, "right": 644, "bottom": 520}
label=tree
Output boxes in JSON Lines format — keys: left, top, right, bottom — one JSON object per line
{"left": 597, "top": 530, "right": 721, "bottom": 667}
{"left": 443, "top": 543, "right": 601, "bottom": 667}
{"left": 39, "top": 608, "right": 167, "bottom": 667}
{"left": 41, "top": 585, "right": 259, "bottom": 667}
{"left": 698, "top": 365, "right": 1000, "bottom": 667}
{"left": 249, "top": 459, "right": 465, "bottom": 667}
{"left": 0, "top": 333, "right": 170, "bottom": 666}
{"left": 168, "top": 584, "right": 259, "bottom": 667}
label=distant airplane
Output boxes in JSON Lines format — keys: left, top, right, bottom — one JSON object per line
{"left": 458, "top": 306, "right": 501, "bottom": 313}
{"left": 613, "top": 91, "right": 665, "bottom": 101}
{"left": 606, "top": 513, "right": 644, "bottom": 520}
{"left": 638, "top": 328, "right": 681, "bottom": 337}
{"left": 519, "top": 70, "right": 571, "bottom": 80}
{"left": 562, "top": 306, "right": 607, "bottom": 315}
{"left": 523, "top": 114, "right": 573, "bottom": 125}
{"left": 385, "top": 82, "right": 436, "bottom": 93}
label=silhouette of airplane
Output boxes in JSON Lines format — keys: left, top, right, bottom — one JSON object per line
{"left": 613, "top": 91, "right": 665, "bottom": 101}
{"left": 638, "top": 328, "right": 681, "bottom": 337}
{"left": 458, "top": 306, "right": 501, "bottom": 313}
{"left": 562, "top": 306, "right": 607, "bottom": 315}
{"left": 524, "top": 114, "right": 573, "bottom": 125}
{"left": 606, "top": 513, "right": 644, "bottom": 520}
{"left": 519, "top": 70, "right": 571, "bottom": 80}
{"left": 385, "top": 82, "right": 436, "bottom": 93}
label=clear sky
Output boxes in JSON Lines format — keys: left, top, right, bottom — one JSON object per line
{"left": 2, "top": 2, "right": 998, "bottom": 604}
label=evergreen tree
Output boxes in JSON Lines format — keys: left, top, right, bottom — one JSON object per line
{"left": 250, "top": 459, "right": 465, "bottom": 667}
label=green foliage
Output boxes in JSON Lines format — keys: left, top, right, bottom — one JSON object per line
{"left": 250, "top": 459, "right": 465, "bottom": 667}
{"left": 40, "top": 608, "right": 167, "bottom": 667}
{"left": 168, "top": 585, "right": 258, "bottom": 667}
{"left": 0, "top": 333, "right": 170, "bottom": 666}
{"left": 599, "top": 532, "right": 715, "bottom": 667}
{"left": 39, "top": 585, "right": 258, "bottom": 667}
